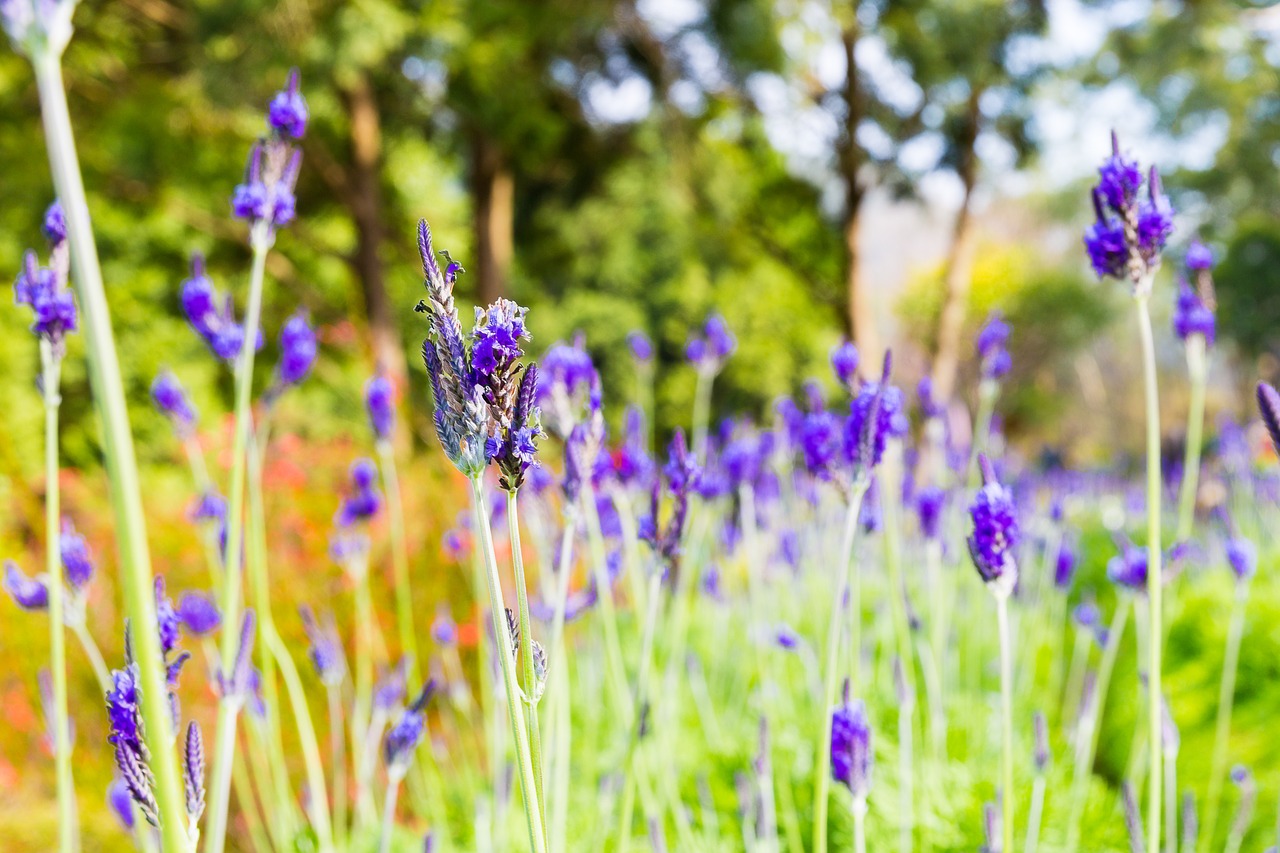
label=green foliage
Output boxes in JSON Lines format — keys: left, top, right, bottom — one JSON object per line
{"left": 1214, "top": 215, "right": 1280, "bottom": 361}
{"left": 897, "top": 241, "right": 1115, "bottom": 430}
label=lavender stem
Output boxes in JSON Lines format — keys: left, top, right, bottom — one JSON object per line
{"left": 1175, "top": 335, "right": 1207, "bottom": 541}
{"left": 1136, "top": 294, "right": 1165, "bottom": 853}
{"left": 1198, "top": 583, "right": 1249, "bottom": 852}
{"left": 31, "top": 50, "right": 189, "bottom": 852}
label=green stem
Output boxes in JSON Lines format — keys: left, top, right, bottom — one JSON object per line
{"left": 691, "top": 368, "right": 714, "bottom": 466}
{"left": 469, "top": 476, "right": 548, "bottom": 853}
{"left": 1026, "top": 774, "right": 1046, "bottom": 853}
{"left": 1199, "top": 584, "right": 1248, "bottom": 853}
{"left": 507, "top": 490, "right": 547, "bottom": 845}
{"left": 330, "top": 684, "right": 348, "bottom": 845}
{"left": 1175, "top": 337, "right": 1207, "bottom": 543}
{"left": 264, "top": 622, "right": 334, "bottom": 850}
{"left": 814, "top": 483, "right": 867, "bottom": 853}
{"left": 853, "top": 797, "right": 868, "bottom": 853}
{"left": 378, "top": 441, "right": 421, "bottom": 683}
{"left": 41, "top": 347, "right": 74, "bottom": 853}
{"left": 70, "top": 622, "right": 111, "bottom": 693}
{"left": 1066, "top": 599, "right": 1131, "bottom": 851}
{"left": 997, "top": 592, "right": 1014, "bottom": 853}
{"left": 205, "top": 226, "right": 271, "bottom": 853}
{"left": 1137, "top": 294, "right": 1164, "bottom": 853}
{"left": 31, "top": 51, "right": 189, "bottom": 852}
{"left": 581, "top": 480, "right": 633, "bottom": 726}
{"left": 967, "top": 379, "right": 999, "bottom": 489}
{"left": 245, "top": 433, "right": 302, "bottom": 842}
{"left": 377, "top": 776, "right": 403, "bottom": 853}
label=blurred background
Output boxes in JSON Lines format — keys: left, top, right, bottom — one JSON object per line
{"left": 3, "top": 0, "right": 1280, "bottom": 847}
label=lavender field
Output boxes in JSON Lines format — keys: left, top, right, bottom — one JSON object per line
{"left": 3, "top": 1, "right": 1280, "bottom": 852}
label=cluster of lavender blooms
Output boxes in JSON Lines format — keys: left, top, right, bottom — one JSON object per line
{"left": 686, "top": 313, "right": 736, "bottom": 376}
{"left": 416, "top": 220, "right": 542, "bottom": 487}
{"left": 13, "top": 201, "right": 76, "bottom": 359}
{"left": 1083, "top": 131, "right": 1175, "bottom": 291}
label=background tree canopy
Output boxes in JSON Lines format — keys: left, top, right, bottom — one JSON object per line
{"left": 1, "top": 0, "right": 1278, "bottom": 476}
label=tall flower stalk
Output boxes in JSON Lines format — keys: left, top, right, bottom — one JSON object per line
{"left": 6, "top": 6, "right": 190, "bottom": 845}
{"left": 1172, "top": 242, "right": 1215, "bottom": 542}
{"left": 814, "top": 350, "right": 899, "bottom": 853}
{"left": 967, "top": 454, "right": 1019, "bottom": 853}
{"left": 11, "top": 203, "right": 79, "bottom": 852}
{"left": 416, "top": 219, "right": 547, "bottom": 852}
{"left": 1198, "top": 536, "right": 1254, "bottom": 853}
{"left": 1084, "top": 132, "right": 1174, "bottom": 852}
{"left": 205, "top": 70, "right": 308, "bottom": 853}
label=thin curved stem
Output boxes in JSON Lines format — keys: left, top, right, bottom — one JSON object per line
{"left": 997, "top": 592, "right": 1015, "bottom": 853}
{"left": 813, "top": 483, "right": 867, "bottom": 853}
{"left": 205, "top": 226, "right": 270, "bottom": 853}
{"left": 1175, "top": 337, "right": 1207, "bottom": 542}
{"left": 378, "top": 441, "right": 421, "bottom": 682}
{"left": 470, "top": 476, "right": 548, "bottom": 853}
{"left": 508, "top": 490, "right": 547, "bottom": 845}
{"left": 41, "top": 348, "right": 74, "bottom": 853}
{"left": 1199, "top": 584, "right": 1248, "bottom": 853}
{"left": 31, "top": 52, "right": 189, "bottom": 851}
{"left": 1137, "top": 295, "right": 1164, "bottom": 853}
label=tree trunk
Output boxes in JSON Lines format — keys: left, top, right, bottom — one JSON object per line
{"left": 470, "top": 134, "right": 514, "bottom": 307}
{"left": 930, "top": 91, "right": 983, "bottom": 403}
{"left": 840, "top": 24, "right": 877, "bottom": 362}
{"left": 343, "top": 73, "right": 408, "bottom": 394}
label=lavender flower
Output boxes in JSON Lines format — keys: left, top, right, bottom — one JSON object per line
{"left": 58, "top": 518, "right": 94, "bottom": 591}
{"left": 191, "top": 491, "right": 229, "bottom": 557}
{"left": 977, "top": 311, "right": 1012, "bottom": 380}
{"left": 1107, "top": 537, "right": 1148, "bottom": 592}
{"left": 1032, "top": 711, "right": 1050, "bottom": 773}
{"left": 493, "top": 361, "right": 543, "bottom": 492}
{"left": 967, "top": 455, "right": 1019, "bottom": 595}
{"left": 1054, "top": 539, "right": 1078, "bottom": 589}
{"left": 417, "top": 221, "right": 536, "bottom": 476}
{"left": 1225, "top": 537, "right": 1256, "bottom": 583}
{"left": 640, "top": 430, "right": 699, "bottom": 577}
{"left": 831, "top": 341, "right": 859, "bottom": 388}
{"left": 4, "top": 560, "right": 48, "bottom": 610}
{"left": 365, "top": 370, "right": 396, "bottom": 442}
{"left": 628, "top": 330, "right": 653, "bottom": 362}
{"left": 917, "top": 376, "right": 945, "bottom": 419}
{"left": 335, "top": 458, "right": 382, "bottom": 527}
{"left": 107, "top": 778, "right": 136, "bottom": 831}
{"left": 183, "top": 721, "right": 205, "bottom": 826}
{"left": 385, "top": 681, "right": 437, "bottom": 777}
{"left": 431, "top": 606, "right": 456, "bottom": 646}
{"left": 176, "top": 591, "right": 221, "bottom": 636}
{"left": 373, "top": 660, "right": 408, "bottom": 712}
{"left": 42, "top": 200, "right": 66, "bottom": 246}
{"left": 14, "top": 249, "right": 77, "bottom": 350}
{"left": 537, "top": 336, "right": 600, "bottom": 438}
{"left": 267, "top": 69, "right": 308, "bottom": 139}
{"left": 106, "top": 661, "right": 159, "bottom": 827}
{"left": 1173, "top": 278, "right": 1215, "bottom": 344}
{"left": 273, "top": 310, "right": 317, "bottom": 388}
{"left": 1083, "top": 132, "right": 1174, "bottom": 289}
{"left": 1256, "top": 382, "right": 1280, "bottom": 456}
{"left": 844, "top": 352, "right": 906, "bottom": 479}
{"left": 686, "top": 313, "right": 736, "bottom": 374}
{"left": 830, "top": 690, "right": 873, "bottom": 799}
{"left": 151, "top": 371, "right": 197, "bottom": 438}
{"left": 180, "top": 255, "right": 261, "bottom": 362}
{"left": 300, "top": 606, "right": 346, "bottom": 686}
{"left": 1185, "top": 239, "right": 1214, "bottom": 271}
{"left": 916, "top": 487, "right": 945, "bottom": 541}
{"left": 232, "top": 72, "right": 306, "bottom": 233}
{"left": 215, "top": 611, "right": 256, "bottom": 705}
